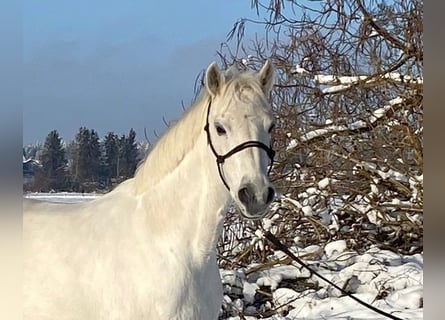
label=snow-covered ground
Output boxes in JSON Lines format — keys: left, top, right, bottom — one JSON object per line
{"left": 24, "top": 192, "right": 101, "bottom": 203}
{"left": 24, "top": 193, "right": 423, "bottom": 319}
{"left": 220, "top": 243, "right": 423, "bottom": 320}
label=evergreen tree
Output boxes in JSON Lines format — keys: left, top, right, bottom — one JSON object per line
{"left": 116, "top": 134, "right": 126, "bottom": 178}
{"left": 73, "top": 127, "right": 88, "bottom": 183}
{"left": 23, "top": 143, "right": 43, "bottom": 160}
{"left": 101, "top": 132, "right": 119, "bottom": 184}
{"left": 65, "top": 140, "right": 77, "bottom": 174}
{"left": 122, "top": 128, "right": 139, "bottom": 178}
{"left": 115, "top": 129, "right": 139, "bottom": 179}
{"left": 38, "top": 130, "right": 67, "bottom": 191}
{"left": 88, "top": 129, "right": 101, "bottom": 181}
{"left": 73, "top": 127, "right": 101, "bottom": 190}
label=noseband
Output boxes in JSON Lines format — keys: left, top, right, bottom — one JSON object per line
{"left": 204, "top": 100, "right": 276, "bottom": 191}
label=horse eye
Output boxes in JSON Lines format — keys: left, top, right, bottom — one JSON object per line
{"left": 215, "top": 124, "right": 227, "bottom": 136}
{"left": 268, "top": 124, "right": 275, "bottom": 133}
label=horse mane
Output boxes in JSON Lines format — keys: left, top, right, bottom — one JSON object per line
{"left": 134, "top": 66, "right": 265, "bottom": 194}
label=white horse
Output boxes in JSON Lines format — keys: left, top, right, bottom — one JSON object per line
{"left": 23, "top": 61, "right": 276, "bottom": 320}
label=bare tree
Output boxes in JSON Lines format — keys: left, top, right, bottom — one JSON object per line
{"left": 217, "top": 0, "right": 423, "bottom": 268}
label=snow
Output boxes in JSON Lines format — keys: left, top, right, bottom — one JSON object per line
{"left": 24, "top": 193, "right": 423, "bottom": 320}
{"left": 24, "top": 192, "right": 101, "bottom": 203}
{"left": 286, "top": 138, "right": 298, "bottom": 150}
{"left": 256, "top": 265, "right": 311, "bottom": 291}
{"left": 317, "top": 177, "right": 330, "bottom": 189}
{"left": 222, "top": 246, "right": 422, "bottom": 319}
{"left": 293, "top": 65, "right": 423, "bottom": 88}
{"left": 324, "top": 240, "right": 347, "bottom": 258}
{"left": 284, "top": 96, "right": 408, "bottom": 150}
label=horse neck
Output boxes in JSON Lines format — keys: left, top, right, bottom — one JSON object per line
{"left": 138, "top": 126, "right": 230, "bottom": 263}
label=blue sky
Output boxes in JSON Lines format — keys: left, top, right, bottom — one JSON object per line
{"left": 23, "top": 1, "right": 263, "bottom": 145}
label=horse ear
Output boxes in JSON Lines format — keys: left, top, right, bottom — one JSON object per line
{"left": 258, "top": 60, "right": 274, "bottom": 94}
{"left": 205, "top": 62, "right": 225, "bottom": 97}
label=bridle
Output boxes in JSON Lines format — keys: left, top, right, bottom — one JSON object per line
{"left": 203, "top": 99, "right": 276, "bottom": 191}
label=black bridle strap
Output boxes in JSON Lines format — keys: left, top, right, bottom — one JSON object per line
{"left": 218, "top": 141, "right": 275, "bottom": 165}
{"left": 204, "top": 99, "right": 275, "bottom": 191}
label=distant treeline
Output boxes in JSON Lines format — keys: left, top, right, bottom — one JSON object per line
{"left": 23, "top": 127, "right": 151, "bottom": 193}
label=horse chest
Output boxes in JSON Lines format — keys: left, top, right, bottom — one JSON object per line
{"left": 88, "top": 242, "right": 223, "bottom": 319}
{"left": 150, "top": 251, "right": 223, "bottom": 319}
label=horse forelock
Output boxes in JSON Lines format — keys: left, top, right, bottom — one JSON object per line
{"left": 224, "top": 71, "right": 270, "bottom": 107}
{"left": 134, "top": 67, "right": 267, "bottom": 194}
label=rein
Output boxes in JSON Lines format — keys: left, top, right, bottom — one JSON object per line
{"left": 204, "top": 99, "right": 275, "bottom": 191}
{"left": 264, "top": 231, "right": 404, "bottom": 320}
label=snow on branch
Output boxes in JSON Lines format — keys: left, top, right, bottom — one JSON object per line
{"left": 292, "top": 65, "right": 423, "bottom": 95}
{"left": 287, "top": 97, "right": 404, "bottom": 150}
{"left": 353, "top": 161, "right": 423, "bottom": 202}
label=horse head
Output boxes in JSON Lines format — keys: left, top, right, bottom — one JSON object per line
{"left": 204, "top": 60, "right": 276, "bottom": 219}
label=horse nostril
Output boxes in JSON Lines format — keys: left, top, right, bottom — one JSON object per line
{"left": 266, "top": 187, "right": 275, "bottom": 204}
{"left": 238, "top": 186, "right": 251, "bottom": 206}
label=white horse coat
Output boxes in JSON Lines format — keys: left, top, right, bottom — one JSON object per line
{"left": 23, "top": 61, "right": 275, "bottom": 320}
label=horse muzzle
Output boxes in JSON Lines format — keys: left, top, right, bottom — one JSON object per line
{"left": 236, "top": 182, "right": 275, "bottom": 220}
